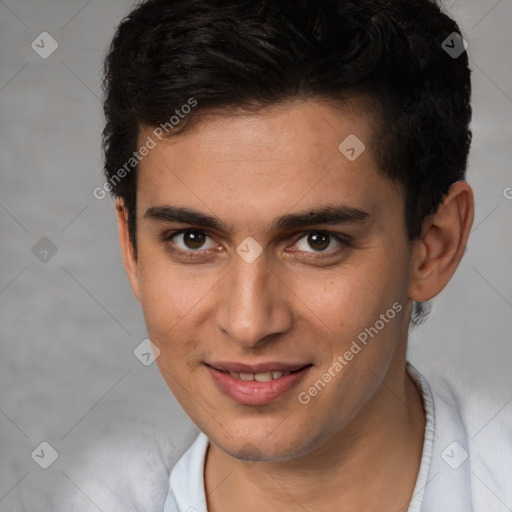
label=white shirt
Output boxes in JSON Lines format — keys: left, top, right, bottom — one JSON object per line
{"left": 163, "top": 361, "right": 512, "bottom": 512}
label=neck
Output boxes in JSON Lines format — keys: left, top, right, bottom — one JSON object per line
{"left": 205, "top": 360, "right": 426, "bottom": 512}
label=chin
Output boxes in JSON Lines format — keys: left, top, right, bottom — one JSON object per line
{"left": 211, "top": 427, "right": 315, "bottom": 464}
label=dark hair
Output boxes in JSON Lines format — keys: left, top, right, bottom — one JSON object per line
{"left": 102, "top": 0, "right": 472, "bottom": 324}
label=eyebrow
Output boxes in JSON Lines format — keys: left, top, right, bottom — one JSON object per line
{"left": 143, "top": 204, "right": 371, "bottom": 233}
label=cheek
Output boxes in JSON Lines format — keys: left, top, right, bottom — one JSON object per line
{"left": 135, "top": 247, "right": 221, "bottom": 372}
{"left": 290, "top": 257, "right": 405, "bottom": 338}
{"left": 136, "top": 250, "right": 194, "bottom": 346}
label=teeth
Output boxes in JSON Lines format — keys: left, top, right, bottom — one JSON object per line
{"left": 225, "top": 370, "right": 291, "bottom": 381}
{"left": 254, "top": 372, "right": 273, "bottom": 382}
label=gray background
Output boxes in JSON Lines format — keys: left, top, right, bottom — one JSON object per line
{"left": 1, "top": 0, "right": 511, "bottom": 510}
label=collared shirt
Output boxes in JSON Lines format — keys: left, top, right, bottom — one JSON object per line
{"left": 163, "top": 361, "right": 512, "bottom": 511}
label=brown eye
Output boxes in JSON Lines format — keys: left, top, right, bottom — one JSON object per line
{"left": 182, "top": 230, "right": 206, "bottom": 249}
{"left": 295, "top": 231, "right": 341, "bottom": 253}
{"left": 168, "top": 230, "right": 216, "bottom": 252}
{"left": 307, "top": 232, "right": 330, "bottom": 251}
{"left": 290, "top": 231, "right": 350, "bottom": 261}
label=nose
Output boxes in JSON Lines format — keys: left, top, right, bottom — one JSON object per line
{"left": 215, "top": 250, "right": 293, "bottom": 349}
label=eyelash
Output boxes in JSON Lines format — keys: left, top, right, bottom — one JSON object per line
{"left": 162, "top": 229, "right": 351, "bottom": 261}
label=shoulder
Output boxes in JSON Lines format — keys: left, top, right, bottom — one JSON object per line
{"left": 410, "top": 360, "right": 512, "bottom": 511}
{"left": 52, "top": 411, "right": 199, "bottom": 512}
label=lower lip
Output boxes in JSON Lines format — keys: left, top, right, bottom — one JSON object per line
{"left": 206, "top": 365, "right": 312, "bottom": 406}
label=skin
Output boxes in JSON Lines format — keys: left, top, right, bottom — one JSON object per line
{"left": 116, "top": 99, "right": 474, "bottom": 511}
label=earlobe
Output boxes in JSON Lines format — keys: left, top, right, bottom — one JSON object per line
{"left": 409, "top": 181, "right": 474, "bottom": 302}
{"left": 115, "top": 199, "right": 141, "bottom": 303}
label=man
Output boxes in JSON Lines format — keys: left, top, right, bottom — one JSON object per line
{"left": 100, "top": 0, "right": 511, "bottom": 510}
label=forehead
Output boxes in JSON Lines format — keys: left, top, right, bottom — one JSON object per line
{"left": 135, "top": 99, "right": 402, "bottom": 232}
{"left": 140, "top": 97, "right": 376, "bottom": 164}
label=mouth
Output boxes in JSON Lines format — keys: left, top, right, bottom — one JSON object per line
{"left": 205, "top": 361, "right": 313, "bottom": 406}
{"left": 206, "top": 360, "right": 312, "bottom": 380}
{"left": 207, "top": 366, "right": 309, "bottom": 382}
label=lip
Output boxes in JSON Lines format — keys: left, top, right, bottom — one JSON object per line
{"left": 207, "top": 361, "right": 310, "bottom": 373}
{"left": 205, "top": 362, "right": 312, "bottom": 406}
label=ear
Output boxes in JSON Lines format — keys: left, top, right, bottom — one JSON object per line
{"left": 115, "top": 199, "right": 141, "bottom": 303}
{"left": 408, "top": 181, "right": 474, "bottom": 302}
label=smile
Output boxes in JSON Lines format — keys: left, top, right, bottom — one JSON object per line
{"left": 205, "top": 363, "right": 313, "bottom": 405}
{"left": 219, "top": 370, "right": 292, "bottom": 381}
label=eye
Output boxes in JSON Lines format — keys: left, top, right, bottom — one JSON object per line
{"left": 167, "top": 229, "right": 217, "bottom": 252}
{"left": 293, "top": 231, "right": 348, "bottom": 258}
{"left": 163, "top": 229, "right": 349, "bottom": 262}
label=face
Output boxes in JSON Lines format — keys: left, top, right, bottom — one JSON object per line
{"left": 122, "top": 99, "right": 416, "bottom": 462}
